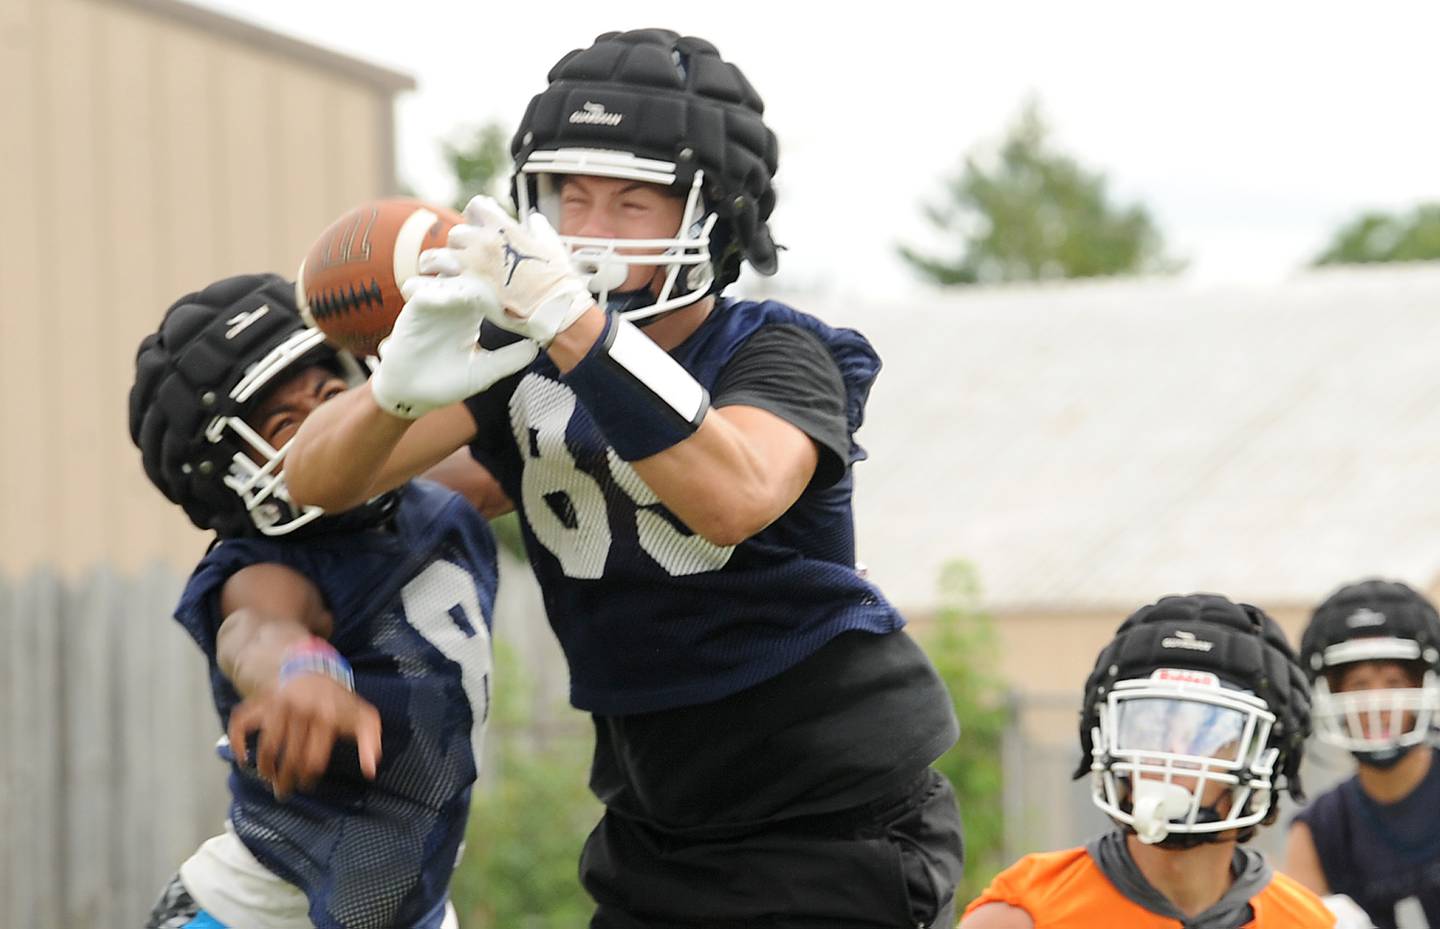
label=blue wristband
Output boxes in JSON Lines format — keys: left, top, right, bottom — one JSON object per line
{"left": 278, "top": 636, "right": 354, "bottom": 691}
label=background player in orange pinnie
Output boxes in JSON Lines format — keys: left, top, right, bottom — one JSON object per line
{"left": 962, "top": 594, "right": 1337, "bottom": 928}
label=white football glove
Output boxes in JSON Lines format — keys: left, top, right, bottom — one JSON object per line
{"left": 368, "top": 273, "right": 540, "bottom": 420}
{"left": 427, "top": 195, "right": 596, "bottom": 346}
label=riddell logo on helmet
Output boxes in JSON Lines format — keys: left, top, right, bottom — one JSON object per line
{"left": 1346, "top": 608, "right": 1387, "bottom": 628}
{"left": 1161, "top": 630, "right": 1215, "bottom": 652}
{"left": 1151, "top": 668, "right": 1220, "bottom": 688}
{"left": 570, "top": 102, "right": 624, "bottom": 127}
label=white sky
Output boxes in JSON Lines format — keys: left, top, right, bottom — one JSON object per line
{"left": 191, "top": 0, "right": 1440, "bottom": 299}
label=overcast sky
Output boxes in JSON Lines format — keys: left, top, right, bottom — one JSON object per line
{"left": 192, "top": 0, "right": 1440, "bottom": 299}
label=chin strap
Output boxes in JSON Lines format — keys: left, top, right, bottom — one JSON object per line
{"left": 1146, "top": 822, "right": 1256, "bottom": 851}
{"left": 1352, "top": 745, "right": 1413, "bottom": 769}
{"left": 606, "top": 288, "right": 665, "bottom": 319}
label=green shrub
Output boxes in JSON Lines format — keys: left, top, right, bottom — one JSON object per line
{"left": 450, "top": 643, "right": 601, "bottom": 928}
{"left": 920, "top": 560, "right": 1011, "bottom": 902}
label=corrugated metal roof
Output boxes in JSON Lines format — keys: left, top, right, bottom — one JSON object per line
{"left": 809, "top": 263, "right": 1440, "bottom": 611}
{"left": 104, "top": 0, "right": 416, "bottom": 92}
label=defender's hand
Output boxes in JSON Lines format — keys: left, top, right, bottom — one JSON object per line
{"left": 424, "top": 195, "right": 595, "bottom": 346}
{"left": 369, "top": 273, "right": 540, "bottom": 419}
{"left": 228, "top": 675, "right": 383, "bottom": 800}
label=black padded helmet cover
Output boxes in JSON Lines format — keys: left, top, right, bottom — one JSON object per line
{"left": 129, "top": 273, "right": 349, "bottom": 537}
{"left": 512, "top": 28, "right": 780, "bottom": 291}
{"left": 1302, "top": 578, "right": 1440, "bottom": 678}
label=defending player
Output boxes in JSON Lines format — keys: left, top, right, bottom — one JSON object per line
{"left": 961, "top": 593, "right": 1336, "bottom": 928}
{"left": 285, "top": 29, "right": 964, "bottom": 928}
{"left": 1284, "top": 579, "right": 1440, "bottom": 928}
{"left": 130, "top": 274, "right": 495, "bottom": 929}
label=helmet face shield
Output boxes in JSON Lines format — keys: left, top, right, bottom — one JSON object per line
{"left": 1092, "top": 671, "right": 1279, "bottom": 844}
{"left": 1115, "top": 695, "right": 1252, "bottom": 763}
{"left": 516, "top": 148, "right": 716, "bottom": 322}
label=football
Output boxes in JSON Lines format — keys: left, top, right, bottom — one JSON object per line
{"left": 296, "top": 198, "right": 463, "bottom": 357}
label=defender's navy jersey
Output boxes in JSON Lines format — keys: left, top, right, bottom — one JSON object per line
{"left": 1292, "top": 748, "right": 1440, "bottom": 929}
{"left": 173, "top": 481, "right": 497, "bottom": 929}
{"left": 467, "top": 298, "right": 903, "bottom": 715}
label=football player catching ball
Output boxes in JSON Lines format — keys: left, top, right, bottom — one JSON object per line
{"left": 285, "top": 28, "right": 965, "bottom": 929}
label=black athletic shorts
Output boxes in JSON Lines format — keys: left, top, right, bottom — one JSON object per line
{"left": 582, "top": 767, "right": 964, "bottom": 929}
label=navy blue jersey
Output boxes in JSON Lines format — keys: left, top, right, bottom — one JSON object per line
{"left": 173, "top": 480, "right": 497, "bottom": 929}
{"left": 467, "top": 298, "right": 903, "bottom": 714}
{"left": 1292, "top": 748, "right": 1440, "bottom": 928}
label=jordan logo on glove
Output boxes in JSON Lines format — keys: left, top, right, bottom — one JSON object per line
{"left": 501, "top": 237, "right": 540, "bottom": 286}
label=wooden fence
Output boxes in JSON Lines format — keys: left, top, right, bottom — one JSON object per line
{"left": 0, "top": 555, "right": 565, "bottom": 927}
{"left": 1, "top": 566, "right": 228, "bottom": 926}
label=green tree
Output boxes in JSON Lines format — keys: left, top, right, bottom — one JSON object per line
{"left": 1312, "top": 203, "right": 1440, "bottom": 265}
{"left": 444, "top": 121, "right": 513, "bottom": 212}
{"left": 900, "top": 100, "right": 1180, "bottom": 286}
{"left": 921, "top": 560, "right": 1010, "bottom": 902}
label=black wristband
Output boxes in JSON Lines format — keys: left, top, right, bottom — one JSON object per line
{"left": 562, "top": 312, "right": 710, "bottom": 461}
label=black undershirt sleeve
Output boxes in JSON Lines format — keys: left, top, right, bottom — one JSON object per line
{"left": 712, "top": 324, "right": 851, "bottom": 490}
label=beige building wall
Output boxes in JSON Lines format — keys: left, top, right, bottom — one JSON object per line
{"left": 992, "top": 582, "right": 1440, "bottom": 748}
{"left": 994, "top": 604, "right": 1306, "bottom": 743}
{"left": 0, "top": 0, "right": 413, "bottom": 576}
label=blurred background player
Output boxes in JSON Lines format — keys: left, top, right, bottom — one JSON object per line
{"left": 1285, "top": 579, "right": 1440, "bottom": 929}
{"left": 285, "top": 28, "right": 964, "bottom": 929}
{"left": 130, "top": 274, "right": 497, "bottom": 929}
{"left": 961, "top": 593, "right": 1337, "bottom": 928}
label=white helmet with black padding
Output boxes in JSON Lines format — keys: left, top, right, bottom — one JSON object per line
{"left": 1076, "top": 593, "right": 1312, "bottom": 848}
{"left": 510, "top": 28, "right": 780, "bottom": 322}
{"left": 1301, "top": 578, "right": 1440, "bottom": 767}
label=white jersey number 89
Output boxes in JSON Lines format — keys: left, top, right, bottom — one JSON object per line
{"left": 510, "top": 375, "right": 734, "bottom": 579}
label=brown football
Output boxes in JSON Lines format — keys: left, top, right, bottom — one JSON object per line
{"left": 296, "top": 198, "right": 464, "bottom": 357}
